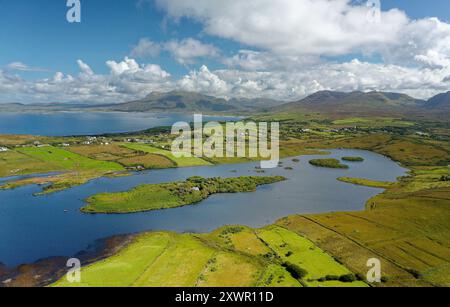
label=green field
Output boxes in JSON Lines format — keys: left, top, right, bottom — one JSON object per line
{"left": 0, "top": 146, "right": 125, "bottom": 194}
{"left": 279, "top": 166, "right": 450, "bottom": 287}
{"left": 332, "top": 117, "right": 415, "bottom": 128}
{"left": 0, "top": 150, "right": 59, "bottom": 177}
{"left": 68, "top": 143, "right": 176, "bottom": 169}
{"left": 256, "top": 226, "right": 367, "bottom": 287}
{"left": 122, "top": 143, "right": 212, "bottom": 167}
{"left": 53, "top": 225, "right": 365, "bottom": 287}
{"left": 82, "top": 176, "right": 286, "bottom": 214}
{"left": 17, "top": 146, "right": 124, "bottom": 172}
{"left": 118, "top": 154, "right": 175, "bottom": 169}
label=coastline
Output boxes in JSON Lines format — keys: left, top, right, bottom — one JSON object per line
{"left": 0, "top": 114, "right": 448, "bottom": 287}
{"left": 0, "top": 149, "right": 412, "bottom": 287}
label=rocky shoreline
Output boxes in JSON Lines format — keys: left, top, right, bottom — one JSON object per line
{"left": 0, "top": 234, "right": 135, "bottom": 287}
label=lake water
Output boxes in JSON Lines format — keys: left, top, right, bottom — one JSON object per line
{"left": 0, "top": 112, "right": 240, "bottom": 136}
{"left": 0, "top": 149, "right": 407, "bottom": 267}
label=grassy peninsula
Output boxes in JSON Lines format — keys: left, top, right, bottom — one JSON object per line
{"left": 82, "top": 176, "right": 286, "bottom": 214}
{"left": 337, "top": 177, "right": 394, "bottom": 189}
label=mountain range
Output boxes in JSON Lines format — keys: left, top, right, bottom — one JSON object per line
{"left": 1, "top": 90, "right": 449, "bottom": 117}
{"left": 96, "top": 91, "right": 282, "bottom": 113}
{"left": 273, "top": 90, "right": 450, "bottom": 118}
{"left": 426, "top": 91, "right": 450, "bottom": 110}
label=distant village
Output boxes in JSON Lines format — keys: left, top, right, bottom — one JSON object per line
{"left": 7, "top": 135, "right": 162, "bottom": 149}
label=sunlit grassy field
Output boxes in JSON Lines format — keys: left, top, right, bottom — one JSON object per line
{"left": 278, "top": 165, "right": 450, "bottom": 287}
{"left": 67, "top": 143, "right": 177, "bottom": 169}
{"left": 17, "top": 146, "right": 123, "bottom": 172}
{"left": 122, "top": 143, "right": 212, "bottom": 167}
{"left": 118, "top": 154, "right": 175, "bottom": 169}
{"left": 256, "top": 226, "right": 367, "bottom": 287}
{"left": 332, "top": 117, "right": 414, "bottom": 128}
{"left": 67, "top": 144, "right": 137, "bottom": 161}
{"left": 0, "top": 150, "right": 59, "bottom": 177}
{"left": 53, "top": 225, "right": 364, "bottom": 287}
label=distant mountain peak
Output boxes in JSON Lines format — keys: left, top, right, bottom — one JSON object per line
{"left": 426, "top": 91, "right": 450, "bottom": 109}
{"left": 273, "top": 90, "right": 426, "bottom": 116}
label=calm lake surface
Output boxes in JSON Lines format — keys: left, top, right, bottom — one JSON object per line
{"left": 0, "top": 149, "right": 407, "bottom": 267}
{"left": 0, "top": 112, "right": 240, "bottom": 136}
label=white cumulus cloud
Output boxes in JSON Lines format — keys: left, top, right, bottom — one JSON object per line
{"left": 130, "top": 38, "right": 162, "bottom": 58}
{"left": 130, "top": 37, "right": 219, "bottom": 65}
{"left": 156, "top": 0, "right": 450, "bottom": 70}
{"left": 179, "top": 65, "right": 228, "bottom": 96}
{"left": 2, "top": 1, "right": 450, "bottom": 103}
{"left": 164, "top": 38, "right": 220, "bottom": 64}
{"left": 156, "top": 0, "right": 409, "bottom": 57}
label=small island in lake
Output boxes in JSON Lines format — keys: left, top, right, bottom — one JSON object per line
{"left": 82, "top": 175, "right": 286, "bottom": 214}
{"left": 309, "top": 159, "right": 349, "bottom": 169}
{"left": 341, "top": 156, "right": 365, "bottom": 162}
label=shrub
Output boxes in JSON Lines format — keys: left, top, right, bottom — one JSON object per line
{"left": 186, "top": 176, "right": 206, "bottom": 183}
{"left": 406, "top": 268, "right": 422, "bottom": 279}
{"left": 339, "top": 274, "right": 356, "bottom": 283}
{"left": 325, "top": 275, "right": 339, "bottom": 281}
{"left": 262, "top": 252, "right": 277, "bottom": 260}
{"left": 221, "top": 226, "right": 244, "bottom": 236}
{"left": 440, "top": 175, "right": 450, "bottom": 182}
{"left": 355, "top": 273, "right": 365, "bottom": 281}
{"left": 283, "top": 262, "right": 308, "bottom": 280}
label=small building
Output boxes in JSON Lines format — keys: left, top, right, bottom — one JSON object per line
{"left": 415, "top": 131, "right": 429, "bottom": 137}
{"left": 0, "top": 147, "right": 9, "bottom": 152}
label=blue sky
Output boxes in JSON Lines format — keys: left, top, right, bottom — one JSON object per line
{"left": 383, "top": 0, "right": 450, "bottom": 21}
{"left": 0, "top": 0, "right": 243, "bottom": 77}
{"left": 1, "top": 0, "right": 450, "bottom": 103}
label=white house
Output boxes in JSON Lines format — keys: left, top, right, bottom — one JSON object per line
{"left": 0, "top": 147, "right": 9, "bottom": 152}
